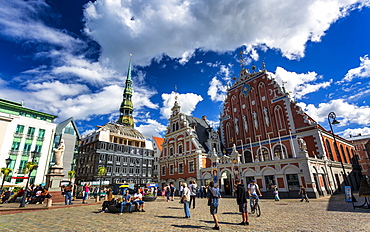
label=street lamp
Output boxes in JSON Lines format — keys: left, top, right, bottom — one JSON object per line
{"left": 327, "top": 112, "right": 356, "bottom": 202}
{"left": 0, "top": 157, "right": 12, "bottom": 194}
{"left": 19, "top": 164, "right": 38, "bottom": 207}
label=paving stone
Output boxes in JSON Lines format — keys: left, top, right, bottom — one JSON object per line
{"left": 0, "top": 194, "right": 369, "bottom": 231}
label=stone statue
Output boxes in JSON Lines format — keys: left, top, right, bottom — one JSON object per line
{"left": 53, "top": 139, "right": 65, "bottom": 167}
{"left": 297, "top": 137, "right": 307, "bottom": 151}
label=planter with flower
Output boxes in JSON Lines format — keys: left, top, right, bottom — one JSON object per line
{"left": 142, "top": 189, "right": 157, "bottom": 202}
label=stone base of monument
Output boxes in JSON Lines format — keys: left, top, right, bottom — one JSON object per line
{"left": 45, "top": 166, "right": 65, "bottom": 203}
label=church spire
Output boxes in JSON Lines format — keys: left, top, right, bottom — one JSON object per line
{"left": 171, "top": 85, "right": 181, "bottom": 116}
{"left": 117, "top": 55, "right": 134, "bottom": 127}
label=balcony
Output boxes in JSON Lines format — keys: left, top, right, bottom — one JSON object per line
{"left": 36, "top": 136, "right": 45, "bottom": 141}
{"left": 13, "top": 132, "right": 24, "bottom": 138}
{"left": 9, "top": 150, "right": 20, "bottom": 155}
{"left": 26, "top": 134, "right": 34, "bottom": 140}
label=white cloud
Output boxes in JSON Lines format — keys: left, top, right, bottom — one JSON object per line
{"left": 273, "top": 67, "right": 331, "bottom": 99}
{"left": 342, "top": 55, "right": 370, "bottom": 82}
{"left": 341, "top": 127, "right": 370, "bottom": 138}
{"left": 160, "top": 92, "right": 203, "bottom": 119}
{"left": 0, "top": 0, "right": 83, "bottom": 49}
{"left": 207, "top": 65, "right": 232, "bottom": 102}
{"left": 83, "top": 0, "right": 368, "bottom": 68}
{"left": 136, "top": 119, "right": 167, "bottom": 138}
{"left": 298, "top": 99, "right": 370, "bottom": 126}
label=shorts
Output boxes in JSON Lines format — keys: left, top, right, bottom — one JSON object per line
{"left": 239, "top": 203, "right": 248, "bottom": 213}
{"left": 210, "top": 205, "right": 218, "bottom": 215}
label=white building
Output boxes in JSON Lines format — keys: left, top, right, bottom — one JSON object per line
{"left": 0, "top": 98, "right": 57, "bottom": 186}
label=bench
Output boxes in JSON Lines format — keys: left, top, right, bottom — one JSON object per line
{"left": 107, "top": 204, "right": 132, "bottom": 213}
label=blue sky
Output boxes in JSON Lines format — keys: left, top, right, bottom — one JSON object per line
{"left": 1, "top": 0, "right": 370, "bottom": 140}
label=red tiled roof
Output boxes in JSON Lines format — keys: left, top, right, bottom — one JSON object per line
{"left": 152, "top": 136, "right": 164, "bottom": 151}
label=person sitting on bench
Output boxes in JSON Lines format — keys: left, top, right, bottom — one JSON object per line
{"left": 119, "top": 189, "right": 132, "bottom": 215}
{"left": 133, "top": 188, "right": 146, "bottom": 212}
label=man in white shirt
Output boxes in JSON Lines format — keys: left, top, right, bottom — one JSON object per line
{"left": 133, "top": 189, "right": 146, "bottom": 212}
{"left": 247, "top": 180, "right": 262, "bottom": 212}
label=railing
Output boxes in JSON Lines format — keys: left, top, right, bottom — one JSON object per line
{"left": 14, "top": 132, "right": 24, "bottom": 138}
{"left": 36, "top": 136, "right": 45, "bottom": 141}
{"left": 26, "top": 134, "right": 34, "bottom": 140}
{"left": 9, "top": 150, "right": 20, "bottom": 155}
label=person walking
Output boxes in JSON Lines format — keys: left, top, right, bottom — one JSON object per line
{"left": 64, "top": 183, "right": 73, "bottom": 205}
{"left": 273, "top": 185, "right": 280, "bottom": 201}
{"left": 181, "top": 183, "right": 191, "bottom": 218}
{"left": 189, "top": 180, "right": 197, "bottom": 209}
{"left": 82, "top": 183, "right": 90, "bottom": 204}
{"left": 235, "top": 179, "right": 249, "bottom": 226}
{"left": 207, "top": 181, "right": 221, "bottom": 230}
{"left": 299, "top": 185, "right": 309, "bottom": 202}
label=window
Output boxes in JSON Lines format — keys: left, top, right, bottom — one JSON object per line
{"left": 178, "top": 145, "right": 183, "bottom": 154}
{"left": 115, "top": 167, "right": 120, "bottom": 173}
{"left": 16, "top": 125, "right": 25, "bottom": 134}
{"left": 35, "top": 145, "right": 42, "bottom": 153}
{"left": 161, "top": 166, "right": 166, "bottom": 176}
{"left": 274, "top": 145, "right": 286, "bottom": 159}
{"left": 27, "top": 127, "right": 35, "bottom": 136}
{"left": 264, "top": 175, "right": 275, "bottom": 191}
{"left": 106, "top": 166, "right": 112, "bottom": 173}
{"left": 169, "top": 164, "right": 174, "bottom": 175}
{"left": 38, "top": 129, "right": 45, "bottom": 139}
{"left": 23, "top": 143, "right": 32, "bottom": 152}
{"left": 325, "top": 139, "right": 334, "bottom": 160}
{"left": 189, "top": 161, "right": 194, "bottom": 172}
{"left": 11, "top": 141, "right": 20, "bottom": 151}
{"left": 178, "top": 163, "right": 184, "bottom": 174}
{"left": 243, "top": 151, "right": 253, "bottom": 163}
{"left": 286, "top": 174, "right": 300, "bottom": 190}
{"left": 170, "top": 147, "right": 174, "bottom": 156}
{"left": 260, "top": 147, "right": 270, "bottom": 161}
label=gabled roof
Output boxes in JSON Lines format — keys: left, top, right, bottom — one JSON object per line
{"left": 186, "top": 115, "right": 211, "bottom": 153}
{"left": 152, "top": 136, "right": 164, "bottom": 151}
{"left": 100, "top": 122, "right": 148, "bottom": 140}
{"left": 55, "top": 117, "right": 81, "bottom": 139}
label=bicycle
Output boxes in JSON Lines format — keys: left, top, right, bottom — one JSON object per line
{"left": 250, "top": 195, "right": 261, "bottom": 217}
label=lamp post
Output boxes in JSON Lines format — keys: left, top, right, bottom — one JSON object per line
{"left": 19, "top": 164, "right": 38, "bottom": 207}
{"left": 0, "top": 157, "right": 12, "bottom": 194}
{"left": 327, "top": 112, "right": 356, "bottom": 201}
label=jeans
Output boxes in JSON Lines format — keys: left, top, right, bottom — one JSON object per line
{"left": 189, "top": 196, "right": 196, "bottom": 208}
{"left": 249, "top": 195, "right": 259, "bottom": 211}
{"left": 83, "top": 191, "right": 89, "bottom": 201}
{"left": 184, "top": 200, "right": 190, "bottom": 217}
{"left": 120, "top": 202, "right": 132, "bottom": 213}
{"left": 65, "top": 192, "right": 72, "bottom": 205}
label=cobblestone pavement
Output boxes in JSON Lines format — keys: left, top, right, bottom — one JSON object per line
{"left": 0, "top": 194, "right": 369, "bottom": 232}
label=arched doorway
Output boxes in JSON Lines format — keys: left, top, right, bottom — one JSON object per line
{"left": 220, "top": 170, "right": 232, "bottom": 195}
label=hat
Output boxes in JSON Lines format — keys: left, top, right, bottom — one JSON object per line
{"left": 183, "top": 183, "right": 187, "bottom": 187}
{"left": 251, "top": 180, "right": 256, "bottom": 183}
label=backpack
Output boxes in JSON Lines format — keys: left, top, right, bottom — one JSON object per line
{"left": 190, "top": 185, "right": 197, "bottom": 195}
{"left": 166, "top": 186, "right": 170, "bottom": 193}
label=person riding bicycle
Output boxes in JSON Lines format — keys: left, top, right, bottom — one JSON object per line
{"left": 247, "top": 180, "right": 262, "bottom": 212}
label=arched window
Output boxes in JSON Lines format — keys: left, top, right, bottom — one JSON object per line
{"left": 274, "top": 144, "right": 286, "bottom": 159}
{"left": 340, "top": 145, "right": 349, "bottom": 163}
{"left": 178, "top": 144, "right": 183, "bottom": 154}
{"left": 243, "top": 150, "right": 253, "bottom": 163}
{"left": 325, "top": 139, "right": 334, "bottom": 160}
{"left": 259, "top": 147, "right": 270, "bottom": 161}
{"left": 170, "top": 147, "right": 174, "bottom": 156}
{"left": 333, "top": 142, "right": 341, "bottom": 162}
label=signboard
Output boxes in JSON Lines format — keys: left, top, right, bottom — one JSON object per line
{"left": 81, "top": 181, "right": 110, "bottom": 186}
{"left": 345, "top": 186, "right": 352, "bottom": 202}
{"left": 12, "top": 176, "right": 28, "bottom": 179}
{"left": 146, "top": 183, "right": 158, "bottom": 188}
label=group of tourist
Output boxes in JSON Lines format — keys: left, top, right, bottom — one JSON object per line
{"left": 0, "top": 184, "right": 51, "bottom": 204}
{"left": 98, "top": 188, "right": 146, "bottom": 214}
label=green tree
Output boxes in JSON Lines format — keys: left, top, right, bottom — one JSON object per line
{"left": 97, "top": 167, "right": 107, "bottom": 199}
{"left": 1, "top": 167, "right": 13, "bottom": 194}
{"left": 68, "top": 171, "right": 75, "bottom": 182}
{"left": 23, "top": 162, "right": 37, "bottom": 175}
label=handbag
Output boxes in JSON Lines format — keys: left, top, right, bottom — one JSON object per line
{"left": 46, "top": 193, "right": 52, "bottom": 198}
{"left": 179, "top": 197, "right": 185, "bottom": 204}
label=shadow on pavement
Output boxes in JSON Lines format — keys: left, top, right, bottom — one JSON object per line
{"left": 157, "top": 215, "right": 184, "bottom": 219}
{"left": 222, "top": 211, "right": 239, "bottom": 215}
{"left": 172, "top": 225, "right": 207, "bottom": 229}
{"left": 326, "top": 192, "right": 370, "bottom": 213}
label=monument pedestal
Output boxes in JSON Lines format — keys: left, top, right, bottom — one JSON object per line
{"left": 45, "top": 166, "right": 65, "bottom": 203}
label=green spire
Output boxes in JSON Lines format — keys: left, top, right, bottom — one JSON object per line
{"left": 117, "top": 55, "right": 134, "bottom": 127}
